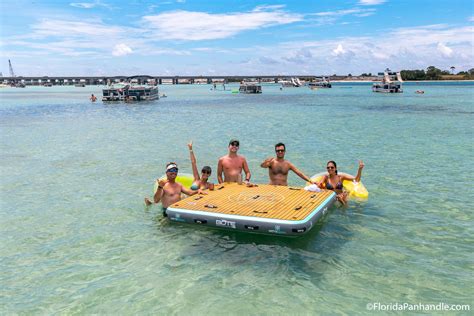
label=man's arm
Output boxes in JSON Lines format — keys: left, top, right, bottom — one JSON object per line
{"left": 260, "top": 157, "right": 274, "bottom": 168}
{"left": 217, "top": 158, "right": 224, "bottom": 184}
{"left": 289, "top": 163, "right": 313, "bottom": 183}
{"left": 242, "top": 157, "right": 251, "bottom": 182}
{"left": 153, "top": 179, "right": 167, "bottom": 203}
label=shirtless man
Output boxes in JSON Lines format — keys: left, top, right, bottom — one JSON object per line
{"left": 144, "top": 162, "right": 203, "bottom": 216}
{"left": 260, "top": 143, "right": 315, "bottom": 186}
{"left": 217, "top": 139, "right": 251, "bottom": 184}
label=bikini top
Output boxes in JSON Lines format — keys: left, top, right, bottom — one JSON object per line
{"left": 326, "top": 176, "right": 343, "bottom": 190}
{"left": 191, "top": 181, "right": 212, "bottom": 190}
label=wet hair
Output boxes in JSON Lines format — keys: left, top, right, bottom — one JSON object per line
{"left": 201, "top": 166, "right": 212, "bottom": 174}
{"left": 275, "top": 142, "right": 286, "bottom": 150}
{"left": 327, "top": 160, "right": 338, "bottom": 175}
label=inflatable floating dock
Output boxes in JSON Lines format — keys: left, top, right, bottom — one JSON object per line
{"left": 167, "top": 183, "right": 336, "bottom": 236}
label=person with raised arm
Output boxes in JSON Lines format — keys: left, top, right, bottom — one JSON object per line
{"left": 317, "top": 160, "right": 365, "bottom": 205}
{"left": 188, "top": 141, "right": 214, "bottom": 191}
{"left": 261, "top": 142, "right": 316, "bottom": 186}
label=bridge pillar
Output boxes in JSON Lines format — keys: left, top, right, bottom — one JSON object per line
{"left": 158, "top": 78, "right": 162, "bottom": 85}
{"left": 207, "top": 78, "right": 212, "bottom": 84}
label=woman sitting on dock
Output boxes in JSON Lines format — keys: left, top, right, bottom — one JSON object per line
{"left": 318, "top": 160, "right": 365, "bottom": 205}
{"left": 188, "top": 141, "right": 214, "bottom": 190}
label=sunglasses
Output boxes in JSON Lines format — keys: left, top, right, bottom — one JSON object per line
{"left": 230, "top": 142, "right": 239, "bottom": 147}
{"left": 275, "top": 149, "right": 285, "bottom": 153}
{"left": 167, "top": 168, "right": 178, "bottom": 173}
{"left": 202, "top": 171, "right": 211, "bottom": 174}
{"left": 327, "top": 166, "right": 335, "bottom": 170}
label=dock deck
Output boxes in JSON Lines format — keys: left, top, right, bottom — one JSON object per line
{"left": 167, "top": 183, "right": 336, "bottom": 236}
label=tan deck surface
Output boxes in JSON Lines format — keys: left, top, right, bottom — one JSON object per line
{"left": 170, "top": 183, "right": 334, "bottom": 221}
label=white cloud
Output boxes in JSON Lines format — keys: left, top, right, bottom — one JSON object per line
{"left": 313, "top": 8, "right": 374, "bottom": 17}
{"left": 308, "top": 8, "right": 376, "bottom": 26}
{"left": 253, "top": 5, "right": 286, "bottom": 12}
{"left": 469, "top": 16, "right": 474, "bottom": 22}
{"left": 112, "top": 43, "right": 133, "bottom": 56}
{"left": 355, "top": 12, "right": 375, "bottom": 17}
{"left": 264, "top": 24, "right": 473, "bottom": 75}
{"left": 371, "top": 50, "right": 390, "bottom": 60}
{"left": 359, "top": 0, "right": 386, "bottom": 5}
{"left": 70, "top": 2, "right": 96, "bottom": 8}
{"left": 332, "top": 44, "right": 346, "bottom": 56}
{"left": 437, "top": 42, "right": 453, "bottom": 57}
{"left": 70, "top": 0, "right": 109, "bottom": 9}
{"left": 142, "top": 7, "right": 302, "bottom": 40}
{"left": 32, "top": 19, "right": 124, "bottom": 37}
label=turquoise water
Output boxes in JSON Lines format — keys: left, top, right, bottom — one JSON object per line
{"left": 1, "top": 83, "right": 473, "bottom": 314}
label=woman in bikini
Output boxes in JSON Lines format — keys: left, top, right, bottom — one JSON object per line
{"left": 188, "top": 141, "right": 214, "bottom": 191}
{"left": 318, "top": 160, "right": 365, "bottom": 205}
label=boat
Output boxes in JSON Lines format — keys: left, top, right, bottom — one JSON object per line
{"left": 372, "top": 70, "right": 403, "bottom": 93}
{"left": 75, "top": 83, "right": 86, "bottom": 87}
{"left": 279, "top": 77, "right": 302, "bottom": 87}
{"left": 43, "top": 82, "right": 53, "bottom": 87}
{"left": 102, "top": 82, "right": 159, "bottom": 101}
{"left": 239, "top": 82, "right": 262, "bottom": 94}
{"left": 166, "top": 182, "right": 336, "bottom": 236}
{"left": 308, "top": 77, "right": 332, "bottom": 88}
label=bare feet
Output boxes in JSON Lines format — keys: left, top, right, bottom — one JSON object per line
{"left": 144, "top": 197, "right": 153, "bottom": 206}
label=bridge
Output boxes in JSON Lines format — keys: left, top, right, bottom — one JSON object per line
{"left": 0, "top": 75, "right": 346, "bottom": 86}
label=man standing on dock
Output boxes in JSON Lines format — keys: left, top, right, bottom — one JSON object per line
{"left": 260, "top": 143, "right": 315, "bottom": 186}
{"left": 217, "top": 139, "right": 252, "bottom": 184}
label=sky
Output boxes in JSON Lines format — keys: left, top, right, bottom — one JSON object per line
{"left": 0, "top": 0, "right": 473, "bottom": 76}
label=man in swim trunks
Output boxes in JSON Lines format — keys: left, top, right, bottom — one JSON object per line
{"left": 260, "top": 143, "right": 315, "bottom": 186}
{"left": 217, "top": 139, "right": 252, "bottom": 184}
{"left": 144, "top": 162, "right": 204, "bottom": 216}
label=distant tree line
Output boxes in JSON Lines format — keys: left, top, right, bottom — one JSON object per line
{"left": 400, "top": 66, "right": 474, "bottom": 80}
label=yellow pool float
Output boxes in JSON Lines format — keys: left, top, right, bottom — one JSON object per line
{"left": 308, "top": 172, "right": 369, "bottom": 200}
{"left": 153, "top": 173, "right": 194, "bottom": 193}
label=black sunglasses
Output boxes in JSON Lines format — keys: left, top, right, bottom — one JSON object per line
{"left": 202, "top": 170, "right": 211, "bottom": 174}
{"left": 276, "top": 149, "right": 285, "bottom": 153}
{"left": 230, "top": 142, "right": 239, "bottom": 147}
{"left": 327, "top": 166, "right": 335, "bottom": 170}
